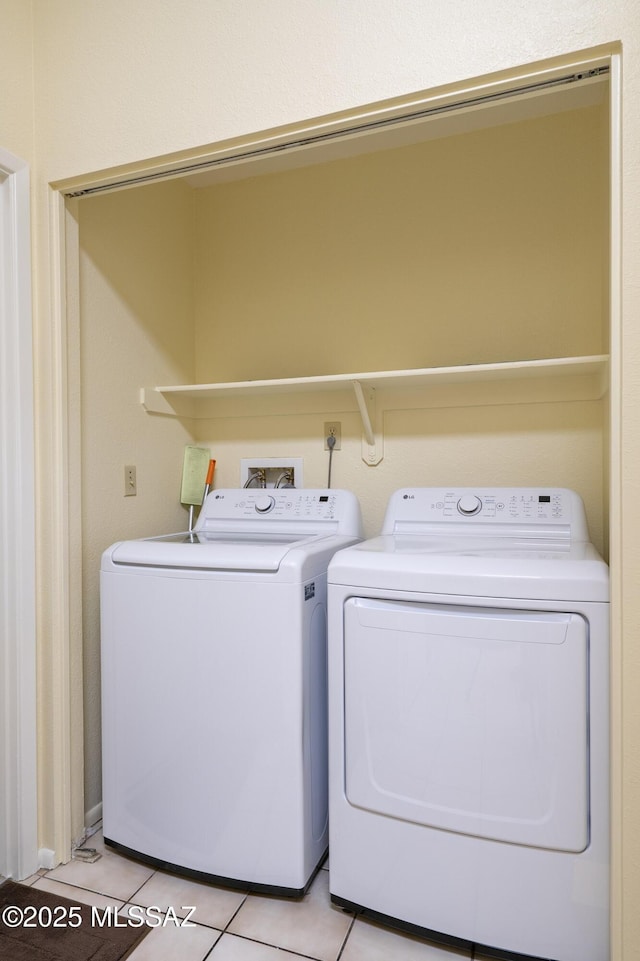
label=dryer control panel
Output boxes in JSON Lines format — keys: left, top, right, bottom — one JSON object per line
{"left": 383, "top": 487, "right": 590, "bottom": 541}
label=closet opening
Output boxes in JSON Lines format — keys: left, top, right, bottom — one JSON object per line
{"left": 52, "top": 51, "right": 618, "bottom": 869}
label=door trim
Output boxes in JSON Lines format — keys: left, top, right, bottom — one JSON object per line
{"left": 0, "top": 147, "right": 38, "bottom": 880}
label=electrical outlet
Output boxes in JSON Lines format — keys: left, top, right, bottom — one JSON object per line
{"left": 124, "top": 465, "right": 137, "bottom": 496}
{"left": 324, "top": 422, "right": 341, "bottom": 450}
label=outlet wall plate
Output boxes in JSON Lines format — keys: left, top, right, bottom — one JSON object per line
{"left": 124, "top": 465, "right": 137, "bottom": 496}
{"left": 240, "top": 457, "right": 303, "bottom": 489}
{"left": 324, "top": 421, "right": 342, "bottom": 450}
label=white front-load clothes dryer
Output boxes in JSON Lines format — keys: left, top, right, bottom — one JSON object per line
{"left": 101, "top": 488, "right": 362, "bottom": 896}
{"left": 327, "top": 488, "right": 609, "bottom": 961}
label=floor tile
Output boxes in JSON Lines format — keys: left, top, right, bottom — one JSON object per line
{"left": 340, "top": 917, "right": 472, "bottom": 960}
{"left": 31, "top": 876, "right": 125, "bottom": 912}
{"left": 209, "top": 932, "right": 310, "bottom": 960}
{"left": 127, "top": 919, "right": 221, "bottom": 961}
{"left": 45, "top": 847, "right": 155, "bottom": 900}
{"left": 132, "top": 869, "right": 246, "bottom": 929}
{"left": 228, "top": 869, "right": 352, "bottom": 961}
{"left": 31, "top": 830, "right": 478, "bottom": 961}
{"left": 16, "top": 872, "right": 42, "bottom": 886}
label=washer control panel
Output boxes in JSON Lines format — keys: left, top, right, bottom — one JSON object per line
{"left": 197, "top": 489, "right": 363, "bottom": 534}
{"left": 383, "top": 488, "right": 589, "bottom": 539}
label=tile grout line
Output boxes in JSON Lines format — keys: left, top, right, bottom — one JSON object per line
{"left": 200, "top": 875, "right": 356, "bottom": 961}
{"left": 39, "top": 858, "right": 157, "bottom": 907}
{"left": 335, "top": 914, "right": 356, "bottom": 961}
{"left": 219, "top": 890, "right": 248, "bottom": 932}
{"left": 125, "top": 865, "right": 160, "bottom": 905}
{"left": 204, "top": 927, "right": 335, "bottom": 961}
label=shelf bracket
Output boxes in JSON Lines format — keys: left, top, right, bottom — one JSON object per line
{"left": 352, "top": 380, "right": 383, "bottom": 466}
{"left": 140, "top": 388, "right": 195, "bottom": 418}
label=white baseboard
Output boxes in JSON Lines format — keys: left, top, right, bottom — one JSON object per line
{"left": 84, "top": 802, "right": 103, "bottom": 830}
{"left": 37, "top": 848, "right": 57, "bottom": 870}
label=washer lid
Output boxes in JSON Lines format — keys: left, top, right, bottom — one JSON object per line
{"left": 108, "top": 530, "right": 324, "bottom": 572}
{"left": 328, "top": 534, "right": 609, "bottom": 602}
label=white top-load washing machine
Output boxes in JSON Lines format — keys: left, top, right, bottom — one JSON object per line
{"left": 101, "top": 488, "right": 362, "bottom": 896}
{"left": 327, "top": 488, "right": 609, "bottom": 961}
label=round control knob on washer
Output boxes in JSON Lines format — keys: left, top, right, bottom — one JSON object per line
{"left": 254, "top": 494, "right": 276, "bottom": 514}
{"left": 457, "top": 494, "right": 482, "bottom": 516}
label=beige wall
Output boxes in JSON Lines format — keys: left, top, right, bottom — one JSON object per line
{"left": 6, "top": 0, "right": 638, "bottom": 956}
{"left": 194, "top": 107, "right": 607, "bottom": 382}
{"left": 193, "top": 105, "right": 608, "bottom": 547}
{"left": 28, "top": 1, "right": 633, "bottom": 184}
{"left": 0, "top": 0, "right": 34, "bottom": 162}
{"left": 196, "top": 398, "right": 605, "bottom": 546}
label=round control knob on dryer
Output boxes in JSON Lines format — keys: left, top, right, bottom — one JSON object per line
{"left": 254, "top": 494, "right": 276, "bottom": 514}
{"left": 457, "top": 494, "right": 482, "bottom": 516}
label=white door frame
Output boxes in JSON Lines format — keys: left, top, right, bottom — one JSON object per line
{"left": 0, "top": 147, "right": 38, "bottom": 880}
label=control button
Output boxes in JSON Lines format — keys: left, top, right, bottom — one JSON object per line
{"left": 457, "top": 494, "right": 482, "bottom": 516}
{"left": 254, "top": 494, "right": 276, "bottom": 514}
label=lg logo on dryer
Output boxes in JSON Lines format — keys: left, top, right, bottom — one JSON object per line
{"left": 304, "top": 583, "right": 315, "bottom": 601}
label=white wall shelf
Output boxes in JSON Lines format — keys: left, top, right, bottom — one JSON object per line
{"left": 140, "top": 354, "right": 609, "bottom": 466}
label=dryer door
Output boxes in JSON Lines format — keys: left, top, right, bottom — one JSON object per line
{"left": 343, "top": 597, "right": 588, "bottom": 852}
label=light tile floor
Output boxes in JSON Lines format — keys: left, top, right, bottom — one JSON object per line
{"left": 18, "top": 830, "right": 490, "bottom": 961}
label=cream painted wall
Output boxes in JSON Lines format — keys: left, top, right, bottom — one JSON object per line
{"left": 78, "top": 178, "right": 196, "bottom": 817}
{"left": 195, "top": 107, "right": 607, "bottom": 383}
{"left": 0, "top": 0, "right": 34, "bottom": 162}
{"left": 193, "top": 104, "right": 607, "bottom": 547}
{"left": 28, "top": 1, "right": 630, "bottom": 184}
{"left": 197, "top": 398, "right": 605, "bottom": 549}
{"left": 21, "top": 1, "right": 640, "bottom": 957}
